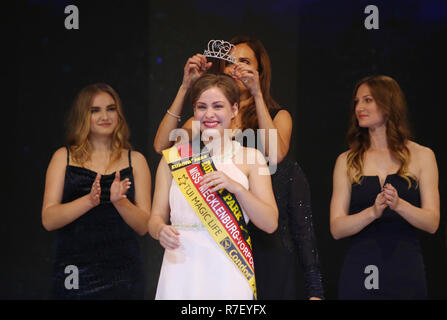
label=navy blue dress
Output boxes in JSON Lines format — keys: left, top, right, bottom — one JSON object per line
{"left": 51, "top": 148, "right": 144, "bottom": 299}
{"left": 338, "top": 174, "right": 427, "bottom": 299}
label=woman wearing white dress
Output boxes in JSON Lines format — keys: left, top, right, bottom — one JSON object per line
{"left": 148, "top": 73, "right": 278, "bottom": 299}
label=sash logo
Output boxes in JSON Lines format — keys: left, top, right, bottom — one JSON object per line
{"left": 221, "top": 237, "right": 232, "bottom": 250}
{"left": 178, "top": 174, "right": 188, "bottom": 186}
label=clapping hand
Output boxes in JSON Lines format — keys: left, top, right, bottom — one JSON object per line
{"left": 382, "top": 183, "right": 400, "bottom": 210}
{"left": 373, "top": 183, "right": 400, "bottom": 219}
{"left": 88, "top": 173, "right": 101, "bottom": 207}
{"left": 373, "top": 189, "right": 387, "bottom": 219}
{"left": 110, "top": 171, "right": 131, "bottom": 203}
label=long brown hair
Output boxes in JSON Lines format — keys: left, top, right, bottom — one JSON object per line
{"left": 65, "top": 83, "right": 131, "bottom": 168}
{"left": 346, "top": 75, "right": 414, "bottom": 187}
{"left": 216, "top": 36, "right": 280, "bottom": 130}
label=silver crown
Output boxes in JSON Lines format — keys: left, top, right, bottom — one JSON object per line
{"left": 203, "top": 40, "right": 236, "bottom": 64}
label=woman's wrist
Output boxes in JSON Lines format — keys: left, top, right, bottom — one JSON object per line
{"left": 252, "top": 90, "right": 264, "bottom": 102}
{"left": 83, "top": 194, "right": 97, "bottom": 211}
{"left": 179, "top": 83, "right": 189, "bottom": 94}
{"left": 369, "top": 205, "right": 381, "bottom": 221}
{"left": 111, "top": 196, "right": 128, "bottom": 208}
{"left": 231, "top": 182, "right": 246, "bottom": 198}
{"left": 156, "top": 223, "right": 166, "bottom": 240}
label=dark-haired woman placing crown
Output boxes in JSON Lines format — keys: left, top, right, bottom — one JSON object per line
{"left": 153, "top": 36, "right": 324, "bottom": 300}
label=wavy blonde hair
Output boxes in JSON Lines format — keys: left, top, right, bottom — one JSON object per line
{"left": 346, "top": 75, "right": 415, "bottom": 187}
{"left": 65, "top": 83, "right": 131, "bottom": 170}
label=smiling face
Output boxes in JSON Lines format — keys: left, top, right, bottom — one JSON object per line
{"left": 354, "top": 83, "right": 387, "bottom": 130}
{"left": 89, "top": 91, "right": 119, "bottom": 137}
{"left": 194, "top": 86, "right": 238, "bottom": 137}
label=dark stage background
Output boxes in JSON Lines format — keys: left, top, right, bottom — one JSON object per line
{"left": 4, "top": 0, "right": 446, "bottom": 299}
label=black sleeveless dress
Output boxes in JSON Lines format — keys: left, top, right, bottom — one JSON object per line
{"left": 236, "top": 108, "right": 324, "bottom": 299}
{"left": 51, "top": 149, "right": 144, "bottom": 299}
{"left": 338, "top": 174, "right": 427, "bottom": 299}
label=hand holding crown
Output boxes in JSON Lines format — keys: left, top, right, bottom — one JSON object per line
{"left": 182, "top": 54, "right": 212, "bottom": 90}
{"left": 232, "top": 63, "right": 262, "bottom": 98}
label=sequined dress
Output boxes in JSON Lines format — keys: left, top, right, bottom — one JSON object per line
{"left": 51, "top": 148, "right": 144, "bottom": 299}
{"left": 237, "top": 108, "right": 324, "bottom": 299}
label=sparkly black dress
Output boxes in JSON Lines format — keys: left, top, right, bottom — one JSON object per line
{"left": 237, "top": 108, "right": 324, "bottom": 299}
{"left": 51, "top": 148, "right": 144, "bottom": 299}
{"left": 338, "top": 174, "right": 427, "bottom": 299}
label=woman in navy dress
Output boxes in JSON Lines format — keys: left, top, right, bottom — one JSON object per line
{"left": 42, "top": 83, "right": 151, "bottom": 299}
{"left": 330, "top": 75, "right": 440, "bottom": 299}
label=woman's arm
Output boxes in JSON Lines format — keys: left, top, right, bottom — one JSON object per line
{"left": 153, "top": 85, "right": 190, "bottom": 153}
{"left": 233, "top": 64, "right": 292, "bottom": 163}
{"left": 153, "top": 54, "right": 211, "bottom": 154}
{"left": 242, "top": 148, "right": 279, "bottom": 232}
{"left": 42, "top": 147, "right": 101, "bottom": 231}
{"left": 111, "top": 151, "right": 151, "bottom": 236}
{"left": 148, "top": 158, "right": 180, "bottom": 250}
{"left": 286, "top": 162, "right": 324, "bottom": 299}
{"left": 383, "top": 147, "right": 440, "bottom": 234}
{"left": 254, "top": 97, "right": 292, "bottom": 164}
{"left": 201, "top": 148, "right": 278, "bottom": 233}
{"left": 330, "top": 152, "right": 386, "bottom": 240}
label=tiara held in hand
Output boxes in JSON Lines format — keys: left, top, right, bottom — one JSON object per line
{"left": 203, "top": 40, "right": 236, "bottom": 64}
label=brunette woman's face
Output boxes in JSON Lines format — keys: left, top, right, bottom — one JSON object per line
{"left": 355, "top": 83, "right": 386, "bottom": 129}
{"left": 89, "top": 91, "right": 119, "bottom": 137}
{"left": 194, "top": 86, "right": 238, "bottom": 137}
{"left": 224, "top": 43, "right": 259, "bottom": 92}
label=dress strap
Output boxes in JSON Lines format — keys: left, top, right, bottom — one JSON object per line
{"left": 128, "top": 149, "right": 132, "bottom": 167}
{"left": 66, "top": 146, "right": 70, "bottom": 165}
{"left": 269, "top": 107, "right": 283, "bottom": 120}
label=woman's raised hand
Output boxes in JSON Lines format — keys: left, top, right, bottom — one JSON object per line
{"left": 182, "top": 54, "right": 212, "bottom": 89}
{"left": 232, "top": 63, "right": 261, "bottom": 97}
{"left": 110, "top": 171, "right": 131, "bottom": 203}
{"left": 382, "top": 183, "right": 400, "bottom": 210}
{"left": 88, "top": 173, "right": 102, "bottom": 207}
{"left": 373, "top": 190, "right": 388, "bottom": 219}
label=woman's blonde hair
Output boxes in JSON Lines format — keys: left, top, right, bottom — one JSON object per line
{"left": 65, "top": 83, "right": 131, "bottom": 168}
{"left": 346, "top": 75, "right": 415, "bottom": 187}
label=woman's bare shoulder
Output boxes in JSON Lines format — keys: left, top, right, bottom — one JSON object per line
{"left": 52, "top": 147, "right": 68, "bottom": 163}
{"left": 407, "top": 140, "right": 436, "bottom": 160}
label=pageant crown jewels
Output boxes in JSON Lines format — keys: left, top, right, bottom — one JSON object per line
{"left": 203, "top": 39, "right": 236, "bottom": 64}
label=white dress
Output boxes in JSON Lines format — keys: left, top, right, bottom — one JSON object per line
{"left": 155, "top": 141, "right": 253, "bottom": 300}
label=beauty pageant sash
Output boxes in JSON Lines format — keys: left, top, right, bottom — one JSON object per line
{"left": 162, "top": 143, "right": 257, "bottom": 299}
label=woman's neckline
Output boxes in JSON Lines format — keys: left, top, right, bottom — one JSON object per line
{"left": 361, "top": 172, "right": 398, "bottom": 187}
{"left": 210, "top": 140, "right": 241, "bottom": 162}
{"left": 67, "top": 165, "right": 131, "bottom": 177}
{"left": 359, "top": 172, "right": 417, "bottom": 189}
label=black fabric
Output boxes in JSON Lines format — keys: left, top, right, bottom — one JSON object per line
{"left": 338, "top": 174, "right": 427, "bottom": 299}
{"left": 241, "top": 108, "right": 324, "bottom": 299}
{"left": 51, "top": 149, "right": 144, "bottom": 299}
{"left": 248, "top": 158, "right": 324, "bottom": 299}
